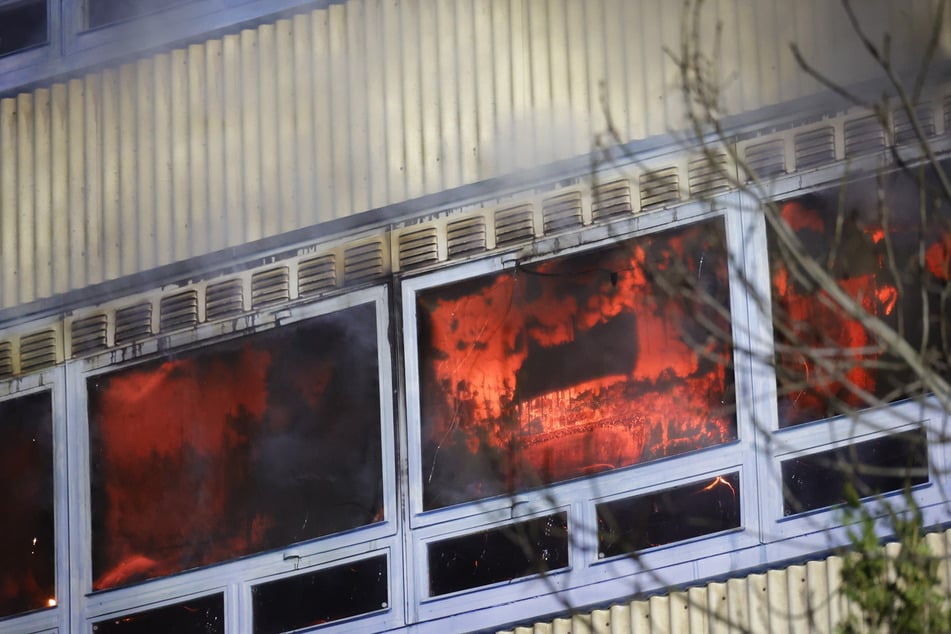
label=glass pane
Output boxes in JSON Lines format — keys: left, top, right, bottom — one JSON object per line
{"left": 428, "top": 513, "right": 569, "bottom": 596}
{"left": 87, "top": 0, "right": 188, "bottom": 29}
{"left": 769, "top": 170, "right": 951, "bottom": 427}
{"left": 252, "top": 555, "right": 387, "bottom": 633}
{"left": 88, "top": 303, "right": 383, "bottom": 590}
{"left": 0, "top": 1, "right": 47, "bottom": 57}
{"left": 416, "top": 218, "right": 736, "bottom": 509}
{"left": 92, "top": 593, "right": 223, "bottom": 634}
{"left": 0, "top": 391, "right": 55, "bottom": 619}
{"left": 782, "top": 429, "right": 928, "bottom": 515}
{"left": 597, "top": 473, "right": 740, "bottom": 558}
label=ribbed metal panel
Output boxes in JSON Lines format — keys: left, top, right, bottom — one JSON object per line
{"left": 1, "top": 0, "right": 946, "bottom": 313}
{"left": 500, "top": 526, "right": 951, "bottom": 634}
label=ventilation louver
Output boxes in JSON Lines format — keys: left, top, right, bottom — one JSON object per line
{"left": 114, "top": 303, "right": 153, "bottom": 346}
{"left": 19, "top": 330, "right": 57, "bottom": 374}
{"left": 639, "top": 167, "right": 680, "bottom": 210}
{"left": 0, "top": 341, "right": 12, "bottom": 379}
{"left": 447, "top": 217, "right": 487, "bottom": 259}
{"left": 592, "top": 179, "right": 633, "bottom": 222}
{"left": 71, "top": 314, "right": 109, "bottom": 356}
{"left": 494, "top": 203, "right": 535, "bottom": 247}
{"left": 893, "top": 103, "right": 935, "bottom": 145}
{"left": 398, "top": 227, "right": 439, "bottom": 270}
{"left": 298, "top": 254, "right": 336, "bottom": 297}
{"left": 542, "top": 191, "right": 583, "bottom": 234}
{"left": 160, "top": 291, "right": 199, "bottom": 332}
{"left": 744, "top": 139, "right": 785, "bottom": 178}
{"left": 251, "top": 267, "right": 290, "bottom": 308}
{"left": 205, "top": 279, "right": 245, "bottom": 320}
{"left": 344, "top": 240, "right": 385, "bottom": 285}
{"left": 794, "top": 127, "right": 836, "bottom": 170}
{"left": 688, "top": 153, "right": 730, "bottom": 198}
{"left": 844, "top": 115, "right": 886, "bottom": 157}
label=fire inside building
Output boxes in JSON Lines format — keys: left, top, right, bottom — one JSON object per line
{"left": 0, "top": 0, "right": 949, "bottom": 632}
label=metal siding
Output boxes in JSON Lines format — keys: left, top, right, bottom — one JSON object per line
{"left": 0, "top": 0, "right": 948, "bottom": 311}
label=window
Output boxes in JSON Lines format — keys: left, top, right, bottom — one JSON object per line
{"left": 0, "top": 0, "right": 47, "bottom": 57}
{"left": 85, "top": 0, "right": 190, "bottom": 29}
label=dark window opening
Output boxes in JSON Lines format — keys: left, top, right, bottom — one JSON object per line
{"left": 427, "top": 513, "right": 569, "bottom": 597}
{"left": 87, "top": 303, "right": 384, "bottom": 590}
{"left": 92, "top": 592, "right": 224, "bottom": 633}
{"left": 0, "top": 1, "right": 48, "bottom": 57}
{"left": 0, "top": 391, "right": 54, "bottom": 619}
{"left": 86, "top": 0, "right": 189, "bottom": 29}
{"left": 416, "top": 218, "right": 736, "bottom": 509}
{"left": 769, "top": 167, "right": 951, "bottom": 427}
{"left": 597, "top": 473, "right": 740, "bottom": 558}
{"left": 252, "top": 555, "right": 387, "bottom": 633}
{"left": 782, "top": 429, "right": 928, "bottom": 515}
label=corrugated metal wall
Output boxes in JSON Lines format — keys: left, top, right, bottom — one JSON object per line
{"left": 1, "top": 0, "right": 949, "bottom": 312}
{"left": 499, "top": 527, "right": 951, "bottom": 634}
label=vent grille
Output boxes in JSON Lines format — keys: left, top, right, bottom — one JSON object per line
{"left": 794, "top": 127, "right": 836, "bottom": 170}
{"left": 495, "top": 203, "right": 535, "bottom": 247}
{"left": 447, "top": 217, "right": 487, "bottom": 259}
{"left": 0, "top": 341, "right": 13, "bottom": 379}
{"left": 398, "top": 227, "right": 439, "bottom": 270}
{"left": 344, "top": 240, "right": 385, "bottom": 285}
{"left": 893, "top": 103, "right": 935, "bottom": 145}
{"left": 251, "top": 267, "right": 290, "bottom": 308}
{"left": 639, "top": 167, "right": 680, "bottom": 210}
{"left": 592, "top": 179, "right": 632, "bottom": 222}
{"left": 945, "top": 94, "right": 951, "bottom": 139}
{"left": 205, "top": 279, "right": 245, "bottom": 320}
{"left": 298, "top": 255, "right": 336, "bottom": 297}
{"left": 744, "top": 138, "right": 786, "bottom": 177}
{"left": 542, "top": 191, "right": 583, "bottom": 234}
{"left": 71, "top": 315, "right": 109, "bottom": 356}
{"left": 844, "top": 115, "right": 886, "bottom": 157}
{"left": 19, "top": 330, "right": 57, "bottom": 374}
{"left": 160, "top": 291, "right": 199, "bottom": 332}
{"left": 114, "top": 303, "right": 153, "bottom": 346}
{"left": 688, "top": 153, "right": 730, "bottom": 198}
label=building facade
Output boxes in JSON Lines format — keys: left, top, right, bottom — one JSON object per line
{"left": 0, "top": 1, "right": 949, "bottom": 632}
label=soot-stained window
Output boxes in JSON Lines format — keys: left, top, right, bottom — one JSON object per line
{"left": 769, "top": 169, "right": 951, "bottom": 427}
{"left": 0, "top": 1, "right": 47, "bottom": 57}
{"left": 92, "top": 592, "right": 224, "bottom": 633}
{"left": 87, "top": 303, "right": 383, "bottom": 591}
{"left": 86, "top": 0, "right": 188, "bottom": 29}
{"left": 782, "top": 429, "right": 928, "bottom": 515}
{"left": 597, "top": 473, "right": 740, "bottom": 558}
{"left": 416, "top": 218, "right": 736, "bottom": 509}
{"left": 427, "top": 513, "right": 569, "bottom": 596}
{"left": 0, "top": 391, "right": 55, "bottom": 619}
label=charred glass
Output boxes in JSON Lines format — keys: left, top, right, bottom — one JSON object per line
{"left": 87, "top": 303, "right": 383, "bottom": 590}
{"left": 782, "top": 429, "right": 928, "bottom": 515}
{"left": 0, "top": 391, "right": 54, "bottom": 619}
{"left": 92, "top": 593, "right": 223, "bottom": 633}
{"left": 252, "top": 555, "right": 387, "bottom": 633}
{"left": 416, "top": 218, "right": 736, "bottom": 509}
{"left": 0, "top": 1, "right": 47, "bottom": 57}
{"left": 597, "top": 473, "right": 740, "bottom": 558}
{"left": 769, "top": 169, "right": 951, "bottom": 427}
{"left": 428, "top": 513, "right": 569, "bottom": 596}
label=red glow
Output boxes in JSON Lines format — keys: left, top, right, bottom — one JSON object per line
{"left": 418, "top": 221, "right": 736, "bottom": 508}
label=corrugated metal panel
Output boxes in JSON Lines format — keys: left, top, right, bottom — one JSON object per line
{"left": 499, "top": 526, "right": 951, "bottom": 634}
{"left": 1, "top": 0, "right": 949, "bottom": 312}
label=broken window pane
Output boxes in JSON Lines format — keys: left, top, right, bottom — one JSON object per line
{"left": 782, "top": 429, "right": 928, "bottom": 515}
{"left": 92, "top": 592, "right": 223, "bottom": 633}
{"left": 416, "top": 218, "right": 736, "bottom": 509}
{"left": 252, "top": 555, "right": 387, "bottom": 633}
{"left": 86, "top": 0, "right": 187, "bottom": 29}
{"left": 0, "top": 390, "right": 54, "bottom": 619}
{"left": 0, "top": 1, "right": 47, "bottom": 56}
{"left": 428, "top": 513, "right": 569, "bottom": 596}
{"left": 769, "top": 168, "right": 951, "bottom": 427}
{"left": 597, "top": 473, "right": 740, "bottom": 558}
{"left": 87, "top": 303, "right": 383, "bottom": 590}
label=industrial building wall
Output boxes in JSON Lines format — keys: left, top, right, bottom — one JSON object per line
{"left": 0, "top": 0, "right": 947, "bottom": 312}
